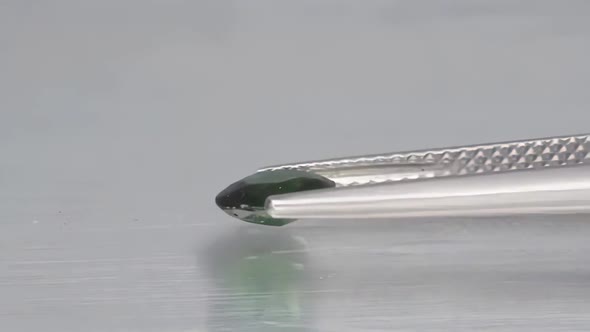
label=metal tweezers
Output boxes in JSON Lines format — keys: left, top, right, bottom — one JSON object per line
{"left": 260, "top": 133, "right": 590, "bottom": 220}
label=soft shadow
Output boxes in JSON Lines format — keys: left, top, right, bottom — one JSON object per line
{"left": 202, "top": 225, "right": 313, "bottom": 331}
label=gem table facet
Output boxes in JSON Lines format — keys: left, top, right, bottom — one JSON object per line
{"left": 215, "top": 170, "right": 336, "bottom": 226}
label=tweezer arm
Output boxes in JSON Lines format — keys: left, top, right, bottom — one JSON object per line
{"left": 260, "top": 134, "right": 590, "bottom": 186}
{"left": 267, "top": 166, "right": 590, "bottom": 219}
{"left": 262, "top": 134, "right": 590, "bottom": 220}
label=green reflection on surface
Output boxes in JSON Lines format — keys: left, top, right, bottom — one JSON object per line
{"left": 203, "top": 226, "right": 312, "bottom": 331}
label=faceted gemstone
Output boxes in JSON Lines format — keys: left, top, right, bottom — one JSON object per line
{"left": 215, "top": 170, "right": 335, "bottom": 226}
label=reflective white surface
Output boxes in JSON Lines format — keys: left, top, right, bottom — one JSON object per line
{"left": 2, "top": 1, "right": 590, "bottom": 331}
{"left": 268, "top": 166, "right": 590, "bottom": 219}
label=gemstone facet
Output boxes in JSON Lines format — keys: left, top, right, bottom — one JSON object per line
{"left": 215, "top": 170, "right": 335, "bottom": 226}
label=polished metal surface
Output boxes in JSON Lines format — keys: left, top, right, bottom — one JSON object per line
{"left": 265, "top": 135, "right": 590, "bottom": 220}
{"left": 3, "top": 1, "right": 590, "bottom": 331}
{"left": 268, "top": 165, "right": 590, "bottom": 219}
{"left": 261, "top": 134, "right": 590, "bottom": 186}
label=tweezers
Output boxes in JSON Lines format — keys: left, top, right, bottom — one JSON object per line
{"left": 216, "top": 134, "right": 590, "bottom": 225}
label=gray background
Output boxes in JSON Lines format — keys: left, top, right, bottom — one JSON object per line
{"left": 2, "top": 1, "right": 590, "bottom": 331}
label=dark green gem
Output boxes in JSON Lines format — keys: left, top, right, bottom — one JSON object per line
{"left": 215, "top": 170, "right": 335, "bottom": 226}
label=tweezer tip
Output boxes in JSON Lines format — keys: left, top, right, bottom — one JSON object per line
{"left": 215, "top": 169, "right": 335, "bottom": 226}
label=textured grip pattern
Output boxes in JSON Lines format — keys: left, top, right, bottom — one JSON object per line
{"left": 261, "top": 134, "right": 590, "bottom": 182}
{"left": 428, "top": 135, "right": 590, "bottom": 175}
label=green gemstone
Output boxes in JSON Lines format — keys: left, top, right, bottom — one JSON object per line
{"left": 215, "top": 170, "right": 335, "bottom": 226}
